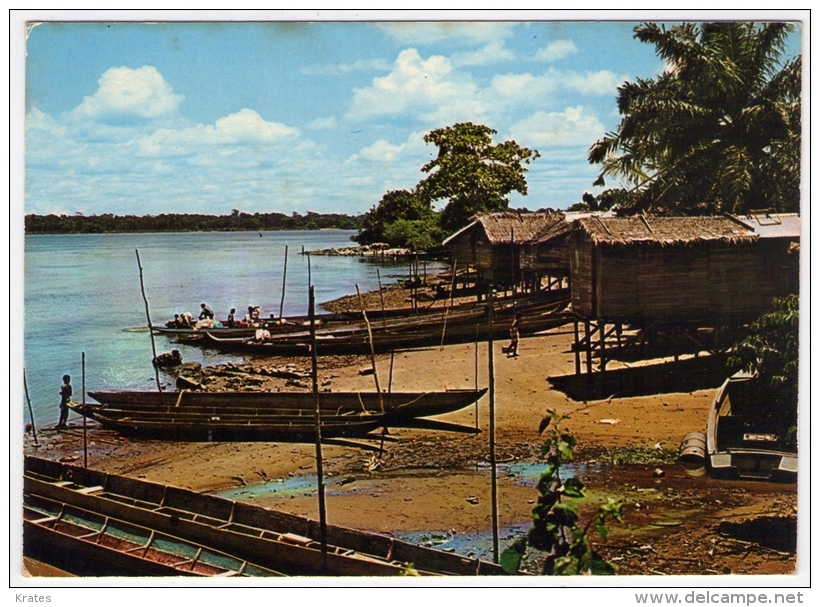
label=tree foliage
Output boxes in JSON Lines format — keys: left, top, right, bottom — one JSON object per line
{"left": 501, "top": 410, "right": 623, "bottom": 575}
{"left": 589, "top": 22, "right": 801, "bottom": 215}
{"left": 417, "top": 123, "right": 539, "bottom": 232}
{"left": 25, "top": 211, "right": 362, "bottom": 234}
{"left": 728, "top": 294, "right": 799, "bottom": 412}
{"left": 354, "top": 189, "right": 433, "bottom": 246}
{"left": 354, "top": 122, "right": 538, "bottom": 249}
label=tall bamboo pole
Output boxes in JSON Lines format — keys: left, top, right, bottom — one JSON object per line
{"left": 376, "top": 268, "right": 387, "bottom": 328}
{"left": 309, "top": 286, "right": 328, "bottom": 573}
{"left": 488, "top": 285, "right": 499, "bottom": 563}
{"left": 135, "top": 250, "right": 165, "bottom": 405}
{"left": 82, "top": 352, "right": 87, "bottom": 468}
{"left": 355, "top": 284, "right": 383, "bottom": 411}
{"left": 23, "top": 369, "right": 38, "bottom": 446}
{"left": 475, "top": 326, "right": 480, "bottom": 430}
{"left": 440, "top": 258, "right": 457, "bottom": 349}
{"left": 279, "top": 245, "right": 289, "bottom": 321}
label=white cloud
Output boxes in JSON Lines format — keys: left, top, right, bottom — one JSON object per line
{"left": 71, "top": 66, "right": 184, "bottom": 120}
{"left": 308, "top": 116, "right": 338, "bottom": 130}
{"left": 358, "top": 139, "right": 405, "bottom": 162}
{"left": 346, "top": 48, "right": 483, "bottom": 123}
{"left": 134, "top": 109, "right": 298, "bottom": 156}
{"left": 554, "top": 68, "right": 625, "bottom": 96}
{"left": 301, "top": 58, "right": 390, "bottom": 76}
{"left": 377, "top": 22, "right": 515, "bottom": 45}
{"left": 507, "top": 106, "right": 605, "bottom": 147}
{"left": 488, "top": 72, "right": 557, "bottom": 103}
{"left": 534, "top": 40, "right": 578, "bottom": 62}
{"left": 452, "top": 40, "right": 514, "bottom": 67}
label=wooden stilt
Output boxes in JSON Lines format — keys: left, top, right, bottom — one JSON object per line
{"left": 573, "top": 320, "right": 581, "bottom": 376}
{"left": 584, "top": 319, "right": 592, "bottom": 376}
{"left": 599, "top": 320, "right": 606, "bottom": 373}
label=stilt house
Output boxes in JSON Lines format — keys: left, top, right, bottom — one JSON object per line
{"left": 569, "top": 214, "right": 800, "bottom": 325}
{"left": 442, "top": 211, "right": 565, "bottom": 291}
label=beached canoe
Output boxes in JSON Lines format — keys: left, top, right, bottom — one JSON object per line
{"left": 24, "top": 456, "right": 506, "bottom": 576}
{"left": 199, "top": 308, "right": 572, "bottom": 356}
{"left": 70, "top": 406, "right": 385, "bottom": 442}
{"left": 86, "top": 388, "right": 487, "bottom": 423}
{"left": 24, "top": 492, "right": 284, "bottom": 577}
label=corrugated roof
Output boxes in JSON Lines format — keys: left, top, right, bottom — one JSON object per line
{"left": 727, "top": 213, "right": 801, "bottom": 239}
{"left": 576, "top": 216, "right": 758, "bottom": 246}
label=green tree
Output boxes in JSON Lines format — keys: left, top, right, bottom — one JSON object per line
{"left": 589, "top": 22, "right": 801, "bottom": 215}
{"left": 354, "top": 189, "right": 434, "bottom": 245}
{"left": 382, "top": 217, "right": 444, "bottom": 251}
{"left": 417, "top": 123, "right": 539, "bottom": 232}
{"left": 728, "top": 294, "right": 799, "bottom": 432}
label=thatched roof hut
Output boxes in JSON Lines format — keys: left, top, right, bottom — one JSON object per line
{"left": 570, "top": 215, "right": 800, "bottom": 324}
{"left": 443, "top": 212, "right": 565, "bottom": 287}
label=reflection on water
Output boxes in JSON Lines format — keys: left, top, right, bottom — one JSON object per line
{"left": 23, "top": 230, "right": 438, "bottom": 425}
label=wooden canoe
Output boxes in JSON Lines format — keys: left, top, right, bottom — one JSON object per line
{"left": 24, "top": 456, "right": 506, "bottom": 576}
{"left": 24, "top": 493, "right": 283, "bottom": 577}
{"left": 71, "top": 407, "right": 385, "bottom": 442}
{"left": 86, "top": 388, "right": 487, "bottom": 423}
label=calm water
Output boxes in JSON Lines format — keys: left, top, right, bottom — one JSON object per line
{"left": 23, "top": 230, "right": 426, "bottom": 426}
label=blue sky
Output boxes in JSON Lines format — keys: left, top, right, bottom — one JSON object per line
{"left": 23, "top": 17, "right": 803, "bottom": 217}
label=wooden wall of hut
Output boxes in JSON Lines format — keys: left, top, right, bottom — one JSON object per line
{"left": 570, "top": 235, "right": 797, "bottom": 324}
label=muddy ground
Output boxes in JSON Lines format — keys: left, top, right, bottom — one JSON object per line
{"left": 21, "top": 289, "right": 800, "bottom": 579}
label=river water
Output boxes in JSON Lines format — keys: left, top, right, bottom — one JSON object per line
{"left": 23, "top": 230, "right": 422, "bottom": 426}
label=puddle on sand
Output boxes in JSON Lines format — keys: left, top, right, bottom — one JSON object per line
{"left": 214, "top": 462, "right": 594, "bottom": 501}
{"left": 398, "top": 525, "right": 531, "bottom": 563}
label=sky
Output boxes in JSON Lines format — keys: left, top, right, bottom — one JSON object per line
{"left": 21, "top": 14, "right": 804, "bottom": 218}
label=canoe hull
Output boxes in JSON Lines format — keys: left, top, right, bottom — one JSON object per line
{"left": 24, "top": 456, "right": 505, "bottom": 576}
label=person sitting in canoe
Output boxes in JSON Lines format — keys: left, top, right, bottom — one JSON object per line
{"left": 244, "top": 305, "right": 263, "bottom": 326}
{"left": 226, "top": 308, "right": 236, "bottom": 327}
{"left": 199, "top": 303, "right": 215, "bottom": 320}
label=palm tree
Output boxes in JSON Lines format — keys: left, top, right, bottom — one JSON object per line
{"left": 589, "top": 22, "right": 801, "bottom": 215}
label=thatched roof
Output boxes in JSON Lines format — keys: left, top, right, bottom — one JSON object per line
{"left": 575, "top": 216, "right": 758, "bottom": 246}
{"left": 443, "top": 211, "right": 566, "bottom": 246}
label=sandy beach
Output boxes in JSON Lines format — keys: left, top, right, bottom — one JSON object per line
{"left": 23, "top": 287, "right": 798, "bottom": 576}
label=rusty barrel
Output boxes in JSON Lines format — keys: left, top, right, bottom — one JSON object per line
{"left": 678, "top": 431, "right": 707, "bottom": 463}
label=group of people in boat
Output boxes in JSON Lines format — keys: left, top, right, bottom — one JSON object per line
{"left": 164, "top": 303, "right": 266, "bottom": 330}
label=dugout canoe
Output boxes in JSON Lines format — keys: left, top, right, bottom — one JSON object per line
{"left": 85, "top": 388, "right": 487, "bottom": 424}
{"left": 24, "top": 456, "right": 505, "bottom": 576}
{"left": 24, "top": 493, "right": 283, "bottom": 577}
{"left": 69, "top": 405, "right": 385, "bottom": 442}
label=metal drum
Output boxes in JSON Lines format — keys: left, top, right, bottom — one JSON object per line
{"left": 678, "top": 431, "right": 707, "bottom": 463}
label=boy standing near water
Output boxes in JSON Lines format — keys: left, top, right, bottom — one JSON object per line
{"left": 56, "top": 374, "right": 72, "bottom": 428}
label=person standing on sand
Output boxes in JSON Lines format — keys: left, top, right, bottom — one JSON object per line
{"left": 56, "top": 374, "right": 72, "bottom": 428}
{"left": 506, "top": 313, "right": 521, "bottom": 358}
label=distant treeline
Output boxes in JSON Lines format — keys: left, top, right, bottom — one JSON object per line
{"left": 25, "top": 210, "right": 364, "bottom": 234}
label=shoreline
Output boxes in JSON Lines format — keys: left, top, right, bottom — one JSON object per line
{"left": 22, "top": 287, "right": 797, "bottom": 576}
